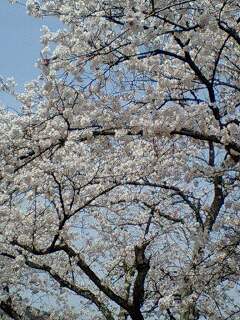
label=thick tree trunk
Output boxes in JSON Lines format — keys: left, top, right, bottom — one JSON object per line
{"left": 129, "top": 308, "right": 144, "bottom": 320}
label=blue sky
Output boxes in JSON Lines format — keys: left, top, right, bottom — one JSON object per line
{"left": 0, "top": 0, "right": 59, "bottom": 108}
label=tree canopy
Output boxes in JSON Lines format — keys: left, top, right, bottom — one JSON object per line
{"left": 0, "top": 0, "right": 240, "bottom": 319}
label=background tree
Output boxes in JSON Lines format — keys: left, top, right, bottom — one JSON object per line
{"left": 0, "top": 0, "right": 240, "bottom": 319}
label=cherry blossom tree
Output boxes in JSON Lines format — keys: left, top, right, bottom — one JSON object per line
{"left": 0, "top": 0, "right": 240, "bottom": 319}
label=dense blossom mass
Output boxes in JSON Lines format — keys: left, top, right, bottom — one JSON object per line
{"left": 0, "top": 0, "right": 240, "bottom": 319}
